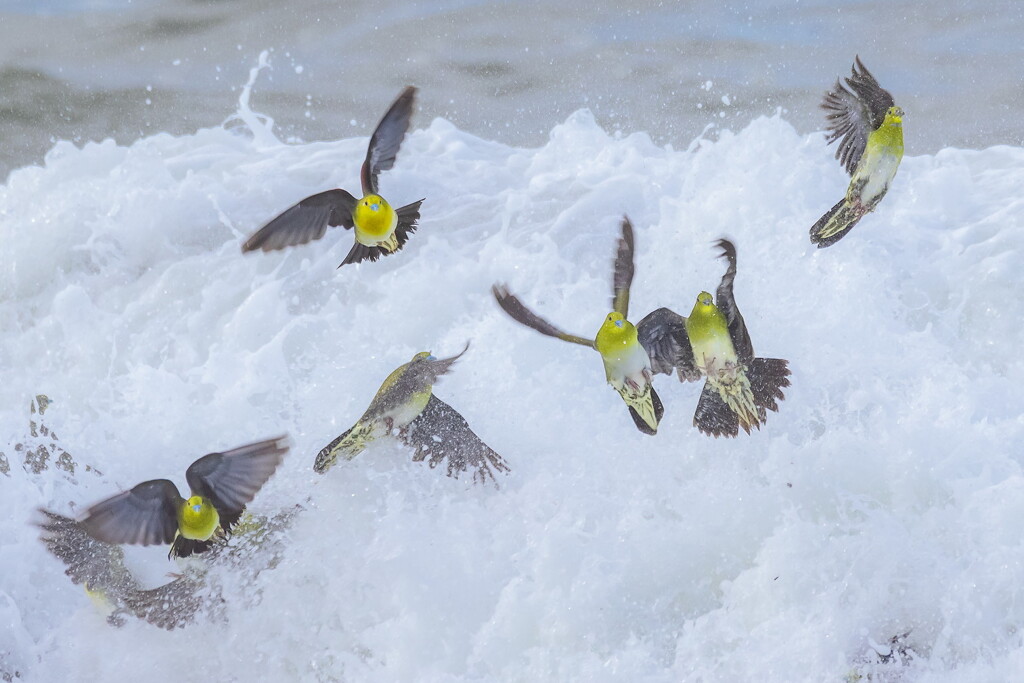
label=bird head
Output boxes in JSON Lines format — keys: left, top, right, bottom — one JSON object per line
{"left": 353, "top": 194, "right": 396, "bottom": 234}
{"left": 361, "top": 194, "right": 389, "bottom": 213}
{"left": 884, "top": 106, "right": 904, "bottom": 126}
{"left": 689, "top": 291, "right": 718, "bottom": 318}
{"left": 595, "top": 312, "right": 637, "bottom": 353}
{"left": 411, "top": 351, "right": 435, "bottom": 363}
{"left": 186, "top": 496, "right": 205, "bottom": 514}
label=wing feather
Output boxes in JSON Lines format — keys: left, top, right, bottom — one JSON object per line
{"left": 713, "top": 239, "right": 754, "bottom": 364}
{"left": 361, "top": 86, "right": 417, "bottom": 196}
{"left": 243, "top": 189, "right": 358, "bottom": 252}
{"left": 185, "top": 436, "right": 288, "bottom": 519}
{"left": 821, "top": 56, "right": 895, "bottom": 175}
{"left": 79, "top": 479, "right": 182, "bottom": 546}
{"left": 492, "top": 284, "right": 595, "bottom": 348}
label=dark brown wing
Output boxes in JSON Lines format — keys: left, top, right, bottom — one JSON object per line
{"left": 361, "top": 86, "right": 417, "bottom": 196}
{"left": 185, "top": 436, "right": 288, "bottom": 529}
{"left": 38, "top": 509, "right": 139, "bottom": 594}
{"left": 636, "top": 307, "right": 701, "bottom": 382}
{"left": 713, "top": 239, "right": 754, "bottom": 364}
{"left": 492, "top": 284, "right": 595, "bottom": 348}
{"left": 338, "top": 198, "right": 424, "bottom": 268}
{"left": 79, "top": 479, "right": 182, "bottom": 547}
{"left": 403, "top": 395, "right": 510, "bottom": 486}
{"left": 611, "top": 216, "right": 635, "bottom": 317}
{"left": 242, "top": 189, "right": 358, "bottom": 252}
{"left": 821, "top": 56, "right": 895, "bottom": 175}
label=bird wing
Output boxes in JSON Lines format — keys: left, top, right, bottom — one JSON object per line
{"left": 79, "top": 479, "right": 182, "bottom": 546}
{"left": 636, "top": 307, "right": 701, "bottom": 382}
{"left": 492, "top": 284, "right": 595, "bottom": 348}
{"left": 403, "top": 395, "right": 510, "bottom": 486}
{"left": 611, "top": 216, "right": 635, "bottom": 317}
{"left": 38, "top": 509, "right": 139, "bottom": 594}
{"left": 361, "top": 86, "right": 418, "bottom": 196}
{"left": 185, "top": 436, "right": 288, "bottom": 520}
{"left": 713, "top": 239, "right": 754, "bottom": 364}
{"left": 242, "top": 189, "right": 358, "bottom": 253}
{"left": 821, "top": 56, "right": 895, "bottom": 175}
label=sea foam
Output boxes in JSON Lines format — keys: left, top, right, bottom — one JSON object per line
{"left": 1, "top": 73, "right": 1023, "bottom": 682}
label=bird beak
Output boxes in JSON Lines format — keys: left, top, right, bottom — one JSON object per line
{"left": 370, "top": 203, "right": 380, "bottom": 211}
{"left": 192, "top": 504, "right": 202, "bottom": 512}
{"left": 614, "top": 319, "right": 624, "bottom": 328}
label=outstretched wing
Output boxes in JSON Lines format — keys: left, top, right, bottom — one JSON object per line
{"left": 713, "top": 239, "right": 754, "bottom": 364}
{"left": 821, "top": 56, "right": 895, "bottom": 175}
{"left": 403, "top": 395, "right": 510, "bottom": 486}
{"left": 242, "top": 189, "right": 358, "bottom": 252}
{"left": 185, "top": 436, "right": 288, "bottom": 527}
{"left": 611, "top": 216, "right": 635, "bottom": 317}
{"left": 39, "top": 509, "right": 139, "bottom": 593}
{"left": 636, "top": 307, "right": 701, "bottom": 382}
{"left": 492, "top": 284, "right": 595, "bottom": 348}
{"left": 79, "top": 479, "right": 182, "bottom": 547}
{"left": 361, "top": 86, "right": 418, "bottom": 196}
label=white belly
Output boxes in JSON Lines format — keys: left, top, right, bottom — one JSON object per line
{"left": 602, "top": 343, "right": 652, "bottom": 390}
{"left": 854, "top": 148, "right": 901, "bottom": 205}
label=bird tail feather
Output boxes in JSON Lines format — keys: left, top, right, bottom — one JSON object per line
{"left": 313, "top": 423, "right": 372, "bottom": 474}
{"left": 748, "top": 357, "right": 791, "bottom": 414}
{"left": 624, "top": 384, "right": 664, "bottom": 436}
{"left": 810, "top": 198, "right": 864, "bottom": 248}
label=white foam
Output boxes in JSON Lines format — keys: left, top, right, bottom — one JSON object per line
{"left": 2, "top": 87, "right": 1023, "bottom": 681}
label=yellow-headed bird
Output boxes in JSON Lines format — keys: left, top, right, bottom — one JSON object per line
{"left": 811, "top": 57, "right": 903, "bottom": 248}
{"left": 79, "top": 436, "right": 287, "bottom": 559}
{"left": 667, "top": 240, "right": 791, "bottom": 437}
{"left": 493, "top": 216, "right": 689, "bottom": 435}
{"left": 314, "top": 345, "right": 510, "bottom": 486}
{"left": 242, "top": 86, "right": 425, "bottom": 267}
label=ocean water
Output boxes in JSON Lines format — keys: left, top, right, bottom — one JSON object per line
{"left": 2, "top": 0, "right": 1023, "bottom": 179}
{"left": 3, "top": 2, "right": 1024, "bottom": 682}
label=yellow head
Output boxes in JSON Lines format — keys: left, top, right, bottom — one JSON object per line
{"left": 595, "top": 312, "right": 638, "bottom": 355}
{"left": 690, "top": 291, "right": 716, "bottom": 316}
{"left": 884, "top": 106, "right": 904, "bottom": 127}
{"left": 411, "top": 351, "right": 435, "bottom": 362}
{"left": 178, "top": 495, "right": 220, "bottom": 541}
{"left": 353, "top": 194, "right": 396, "bottom": 237}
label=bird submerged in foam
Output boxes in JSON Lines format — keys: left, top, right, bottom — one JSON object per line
{"left": 658, "top": 240, "right": 791, "bottom": 437}
{"left": 78, "top": 436, "right": 287, "bottom": 558}
{"left": 242, "top": 86, "right": 425, "bottom": 267}
{"left": 314, "top": 344, "right": 510, "bottom": 486}
{"left": 811, "top": 56, "right": 904, "bottom": 248}
{"left": 493, "top": 216, "right": 692, "bottom": 435}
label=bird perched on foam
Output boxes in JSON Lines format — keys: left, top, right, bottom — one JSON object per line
{"left": 810, "top": 57, "right": 903, "bottom": 248}
{"left": 662, "top": 240, "right": 791, "bottom": 437}
{"left": 242, "top": 86, "right": 425, "bottom": 267}
{"left": 314, "top": 344, "right": 509, "bottom": 486}
{"left": 79, "top": 436, "right": 287, "bottom": 558}
{"left": 493, "top": 216, "right": 692, "bottom": 435}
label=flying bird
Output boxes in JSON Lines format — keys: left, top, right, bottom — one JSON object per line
{"left": 672, "top": 240, "right": 791, "bottom": 437}
{"left": 79, "top": 436, "right": 288, "bottom": 558}
{"left": 314, "top": 345, "right": 509, "bottom": 486}
{"left": 243, "top": 86, "right": 425, "bottom": 267}
{"left": 811, "top": 57, "right": 904, "bottom": 247}
{"left": 493, "top": 216, "right": 691, "bottom": 435}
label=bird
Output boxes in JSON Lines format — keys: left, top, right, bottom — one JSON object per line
{"left": 810, "top": 57, "right": 904, "bottom": 248}
{"left": 38, "top": 509, "right": 206, "bottom": 629}
{"left": 493, "top": 216, "right": 690, "bottom": 435}
{"left": 242, "top": 86, "right": 425, "bottom": 267}
{"left": 78, "top": 436, "right": 288, "bottom": 559}
{"left": 314, "top": 345, "right": 510, "bottom": 486}
{"left": 671, "top": 239, "right": 791, "bottom": 437}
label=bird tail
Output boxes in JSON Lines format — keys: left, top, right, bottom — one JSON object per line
{"left": 313, "top": 422, "right": 373, "bottom": 473}
{"left": 168, "top": 533, "right": 218, "bottom": 560}
{"left": 623, "top": 383, "right": 664, "bottom": 436}
{"left": 809, "top": 198, "right": 864, "bottom": 248}
{"left": 748, "top": 357, "right": 791, "bottom": 414}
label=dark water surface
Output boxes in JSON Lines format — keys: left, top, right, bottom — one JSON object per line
{"left": 1, "top": 0, "right": 1022, "bottom": 179}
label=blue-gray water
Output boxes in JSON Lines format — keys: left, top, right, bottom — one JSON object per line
{"left": 1, "top": 0, "right": 1022, "bottom": 179}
